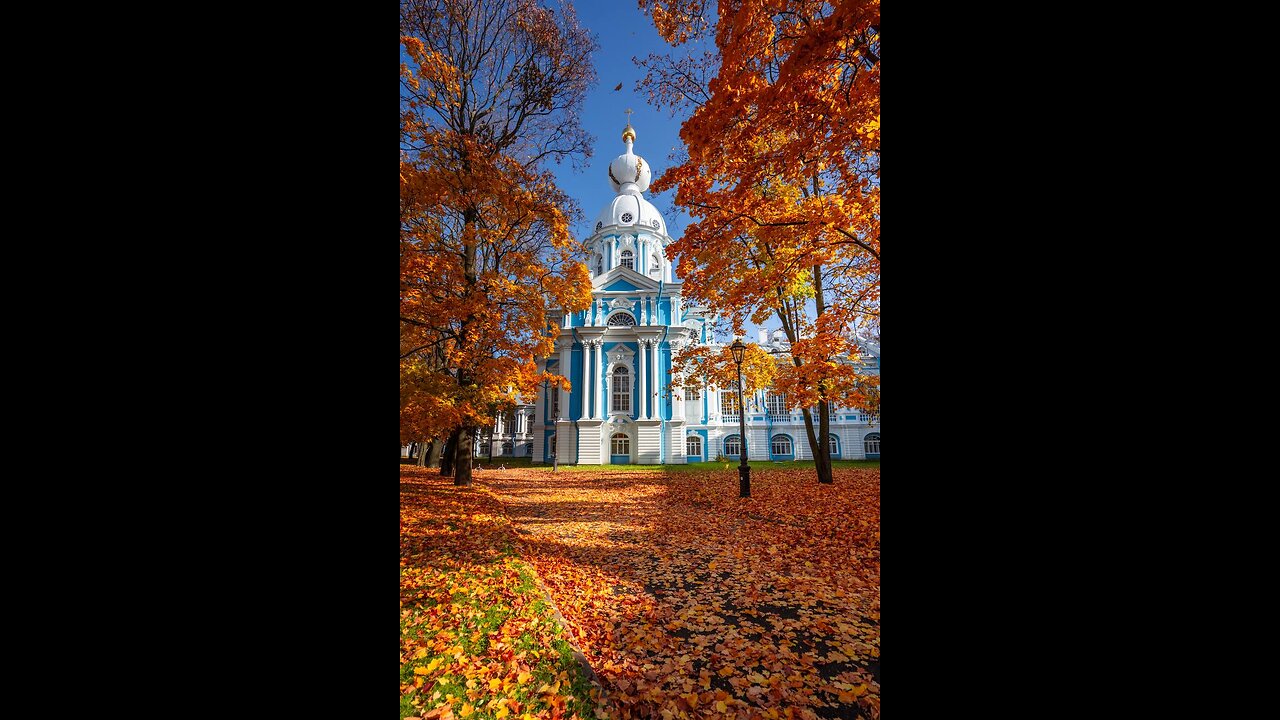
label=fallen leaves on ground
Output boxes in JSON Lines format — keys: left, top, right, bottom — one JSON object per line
{"left": 400, "top": 468, "right": 605, "bottom": 720}
{"left": 477, "top": 465, "right": 881, "bottom": 720}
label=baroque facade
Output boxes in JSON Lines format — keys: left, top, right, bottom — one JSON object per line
{"left": 532, "top": 121, "right": 879, "bottom": 465}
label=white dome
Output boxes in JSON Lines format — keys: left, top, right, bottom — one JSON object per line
{"left": 608, "top": 151, "right": 651, "bottom": 194}
{"left": 593, "top": 194, "right": 666, "bottom": 236}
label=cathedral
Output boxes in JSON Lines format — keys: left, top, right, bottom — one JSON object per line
{"left": 532, "top": 120, "right": 880, "bottom": 465}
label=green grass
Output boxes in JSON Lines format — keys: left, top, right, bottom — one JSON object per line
{"left": 540, "top": 459, "right": 880, "bottom": 472}
{"left": 400, "top": 473, "right": 601, "bottom": 720}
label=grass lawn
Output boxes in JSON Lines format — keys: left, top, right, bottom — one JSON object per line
{"left": 402, "top": 456, "right": 880, "bottom": 472}
{"left": 400, "top": 469, "right": 603, "bottom": 720}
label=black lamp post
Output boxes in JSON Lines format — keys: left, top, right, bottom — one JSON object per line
{"left": 543, "top": 378, "right": 559, "bottom": 472}
{"left": 730, "top": 339, "right": 750, "bottom": 498}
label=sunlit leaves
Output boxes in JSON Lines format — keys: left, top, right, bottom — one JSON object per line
{"left": 638, "top": 0, "right": 882, "bottom": 446}
{"left": 400, "top": 0, "right": 599, "bottom": 468}
{"left": 400, "top": 467, "right": 605, "bottom": 720}
{"left": 474, "top": 464, "right": 882, "bottom": 720}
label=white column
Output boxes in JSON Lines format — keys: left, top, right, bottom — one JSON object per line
{"left": 651, "top": 340, "right": 661, "bottom": 420}
{"left": 647, "top": 296, "right": 653, "bottom": 326}
{"left": 581, "top": 340, "right": 592, "bottom": 420}
{"left": 639, "top": 339, "right": 648, "bottom": 420}
{"left": 595, "top": 340, "right": 605, "bottom": 419}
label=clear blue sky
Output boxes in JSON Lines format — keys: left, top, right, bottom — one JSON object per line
{"left": 549, "top": 2, "right": 697, "bottom": 240}
{"left": 549, "top": 3, "right": 777, "bottom": 341}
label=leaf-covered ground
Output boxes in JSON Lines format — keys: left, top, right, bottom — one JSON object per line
{"left": 476, "top": 465, "right": 881, "bottom": 720}
{"left": 400, "top": 468, "right": 606, "bottom": 720}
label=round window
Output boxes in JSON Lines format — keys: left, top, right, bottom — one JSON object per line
{"left": 651, "top": 219, "right": 660, "bottom": 229}
{"left": 621, "top": 212, "right": 634, "bottom": 223}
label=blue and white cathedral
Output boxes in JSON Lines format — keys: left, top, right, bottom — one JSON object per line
{"left": 533, "top": 120, "right": 880, "bottom": 465}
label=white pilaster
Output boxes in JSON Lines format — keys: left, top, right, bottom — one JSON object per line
{"left": 595, "top": 340, "right": 605, "bottom": 419}
{"left": 581, "top": 339, "right": 593, "bottom": 420}
{"left": 638, "top": 339, "right": 648, "bottom": 420}
{"left": 651, "top": 339, "right": 660, "bottom": 420}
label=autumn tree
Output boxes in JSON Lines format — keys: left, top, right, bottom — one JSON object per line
{"left": 639, "top": 0, "right": 879, "bottom": 483}
{"left": 400, "top": 0, "right": 596, "bottom": 486}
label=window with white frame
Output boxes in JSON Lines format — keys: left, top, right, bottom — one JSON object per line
{"left": 621, "top": 250, "right": 634, "bottom": 270}
{"left": 766, "top": 392, "right": 787, "bottom": 417}
{"left": 720, "top": 392, "right": 740, "bottom": 416}
{"left": 611, "top": 433, "right": 630, "bottom": 455}
{"left": 864, "top": 433, "right": 879, "bottom": 454}
{"left": 551, "top": 391, "right": 559, "bottom": 420}
{"left": 724, "top": 435, "right": 742, "bottom": 456}
{"left": 686, "top": 434, "right": 702, "bottom": 458}
{"left": 828, "top": 434, "right": 839, "bottom": 454}
{"left": 612, "top": 367, "right": 631, "bottom": 413}
{"left": 771, "top": 435, "right": 793, "bottom": 455}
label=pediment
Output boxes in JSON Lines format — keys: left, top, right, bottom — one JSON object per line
{"left": 593, "top": 265, "right": 661, "bottom": 292}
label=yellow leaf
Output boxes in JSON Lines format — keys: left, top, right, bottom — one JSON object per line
{"left": 414, "top": 667, "right": 430, "bottom": 675}
{"left": 708, "top": 560, "right": 716, "bottom": 570}
{"left": 489, "top": 678, "right": 501, "bottom": 691}
{"left": 517, "top": 671, "right": 532, "bottom": 685}
{"left": 718, "top": 666, "right": 734, "bottom": 677}
{"left": 495, "top": 706, "right": 510, "bottom": 720}
{"left": 747, "top": 672, "right": 765, "bottom": 684}
{"left": 461, "top": 703, "right": 474, "bottom": 718}
{"left": 715, "top": 701, "right": 727, "bottom": 712}
{"left": 415, "top": 648, "right": 429, "bottom": 659}
{"left": 426, "top": 657, "right": 444, "bottom": 673}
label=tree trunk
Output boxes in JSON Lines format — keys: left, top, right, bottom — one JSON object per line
{"left": 812, "top": 261, "right": 833, "bottom": 484}
{"left": 453, "top": 425, "right": 475, "bottom": 486}
{"left": 440, "top": 427, "right": 461, "bottom": 477}
{"left": 415, "top": 438, "right": 429, "bottom": 466}
{"left": 425, "top": 437, "right": 443, "bottom": 468}
{"left": 816, "top": 400, "right": 833, "bottom": 483}
{"left": 798, "top": 406, "right": 832, "bottom": 483}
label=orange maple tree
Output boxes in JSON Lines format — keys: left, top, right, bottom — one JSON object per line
{"left": 637, "top": 0, "right": 880, "bottom": 484}
{"left": 400, "top": 0, "right": 597, "bottom": 485}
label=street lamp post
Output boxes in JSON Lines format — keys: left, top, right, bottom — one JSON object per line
{"left": 730, "top": 339, "right": 750, "bottom": 498}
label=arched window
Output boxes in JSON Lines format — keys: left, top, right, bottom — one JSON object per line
{"left": 720, "top": 392, "right": 740, "bottom": 416}
{"left": 502, "top": 441, "right": 513, "bottom": 455}
{"left": 724, "top": 435, "right": 742, "bottom": 457}
{"left": 650, "top": 254, "right": 661, "bottom": 273}
{"left": 864, "top": 433, "right": 880, "bottom": 455}
{"left": 596, "top": 257, "right": 603, "bottom": 275}
{"left": 607, "top": 312, "right": 636, "bottom": 326}
{"left": 611, "top": 432, "right": 630, "bottom": 455}
{"left": 828, "top": 434, "right": 840, "bottom": 456}
{"left": 771, "top": 434, "right": 793, "bottom": 456}
{"left": 686, "top": 434, "right": 702, "bottom": 458}
{"left": 621, "top": 249, "right": 634, "bottom": 270}
{"left": 612, "top": 367, "right": 631, "bottom": 413}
